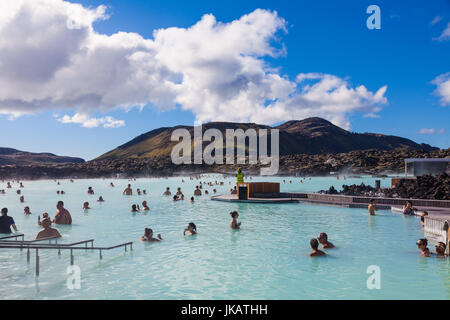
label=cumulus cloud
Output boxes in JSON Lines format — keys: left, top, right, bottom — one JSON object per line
{"left": 418, "top": 128, "right": 445, "bottom": 135}
{"left": 57, "top": 113, "right": 125, "bottom": 128}
{"left": 0, "top": 0, "right": 388, "bottom": 129}
{"left": 431, "top": 72, "right": 450, "bottom": 106}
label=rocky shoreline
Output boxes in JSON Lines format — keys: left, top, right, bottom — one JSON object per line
{"left": 0, "top": 147, "right": 448, "bottom": 181}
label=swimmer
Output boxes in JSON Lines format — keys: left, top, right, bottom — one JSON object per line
{"left": 19, "top": 182, "right": 24, "bottom": 188}
{"left": 194, "top": 186, "right": 202, "bottom": 196}
{"left": 173, "top": 195, "right": 179, "bottom": 201}
{"left": 183, "top": 222, "right": 197, "bottom": 236}
{"left": 24, "top": 206, "right": 31, "bottom": 215}
{"left": 110, "top": 182, "right": 115, "bottom": 187}
{"left": 38, "top": 212, "right": 51, "bottom": 226}
{"left": 143, "top": 189, "right": 147, "bottom": 195}
{"left": 309, "top": 238, "right": 326, "bottom": 257}
{"left": 163, "top": 187, "right": 171, "bottom": 196}
{"left": 435, "top": 242, "right": 447, "bottom": 257}
{"left": 142, "top": 201, "right": 150, "bottom": 211}
{"left": 420, "top": 211, "right": 428, "bottom": 226}
{"left": 141, "top": 228, "right": 162, "bottom": 242}
{"left": 53, "top": 201, "right": 72, "bottom": 225}
{"left": 97, "top": 196, "right": 105, "bottom": 202}
{"left": 180, "top": 194, "right": 185, "bottom": 200}
{"left": 176, "top": 187, "right": 182, "bottom": 196}
{"left": 87, "top": 187, "right": 94, "bottom": 195}
{"left": 230, "top": 211, "right": 241, "bottom": 230}
{"left": 402, "top": 201, "right": 415, "bottom": 215}
{"left": 137, "top": 188, "right": 141, "bottom": 196}
{"left": 190, "top": 197, "right": 194, "bottom": 203}
{"left": 61, "top": 191, "right": 65, "bottom": 195}
{"left": 205, "top": 190, "right": 209, "bottom": 195}
{"left": 131, "top": 204, "right": 140, "bottom": 212}
{"left": 368, "top": 199, "right": 377, "bottom": 216}
{"left": 57, "top": 191, "right": 60, "bottom": 195}
{"left": 213, "top": 189, "right": 217, "bottom": 194}
{"left": 36, "top": 218, "right": 61, "bottom": 240}
{"left": 83, "top": 202, "right": 90, "bottom": 210}
{"left": 19, "top": 196, "right": 24, "bottom": 203}
{"left": 417, "top": 238, "right": 430, "bottom": 257}
{"left": 16, "top": 189, "right": 21, "bottom": 195}
{"left": 123, "top": 184, "right": 133, "bottom": 196}
{"left": 318, "top": 232, "right": 334, "bottom": 248}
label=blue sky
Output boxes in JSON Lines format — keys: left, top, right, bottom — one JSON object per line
{"left": 0, "top": 0, "right": 449, "bottom": 160}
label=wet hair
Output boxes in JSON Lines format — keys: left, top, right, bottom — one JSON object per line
{"left": 310, "top": 238, "right": 319, "bottom": 250}
{"left": 1, "top": 208, "right": 7, "bottom": 215}
{"left": 188, "top": 222, "right": 197, "bottom": 231}
{"left": 131, "top": 204, "right": 137, "bottom": 211}
{"left": 144, "top": 228, "right": 153, "bottom": 237}
{"left": 417, "top": 238, "right": 428, "bottom": 246}
{"left": 190, "top": 197, "right": 194, "bottom": 201}
{"left": 230, "top": 211, "right": 238, "bottom": 218}
{"left": 318, "top": 232, "right": 327, "bottom": 240}
{"left": 437, "top": 242, "right": 446, "bottom": 249}
{"left": 173, "top": 195, "right": 178, "bottom": 200}
{"left": 57, "top": 201, "right": 64, "bottom": 206}
{"left": 42, "top": 218, "right": 52, "bottom": 227}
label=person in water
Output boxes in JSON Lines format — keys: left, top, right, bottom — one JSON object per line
{"left": 87, "top": 187, "right": 94, "bottom": 195}
{"left": 194, "top": 186, "right": 202, "bottom": 196}
{"left": 53, "top": 201, "right": 72, "bottom": 225}
{"left": 97, "top": 196, "right": 105, "bottom": 202}
{"left": 19, "top": 196, "right": 24, "bottom": 203}
{"left": 230, "top": 211, "right": 241, "bottom": 230}
{"left": 36, "top": 218, "right": 61, "bottom": 240}
{"left": 131, "top": 204, "right": 140, "bottom": 212}
{"left": 163, "top": 187, "right": 171, "bottom": 196}
{"left": 184, "top": 222, "right": 197, "bottom": 236}
{"left": 83, "top": 202, "right": 90, "bottom": 210}
{"left": 141, "top": 228, "right": 162, "bottom": 242}
{"left": 403, "top": 201, "right": 415, "bottom": 215}
{"left": 173, "top": 195, "right": 179, "bottom": 201}
{"left": 420, "top": 211, "right": 428, "bottom": 226}
{"left": 142, "top": 201, "right": 150, "bottom": 211}
{"left": 435, "top": 242, "right": 447, "bottom": 257}
{"left": 318, "top": 232, "right": 335, "bottom": 248}
{"left": 190, "top": 197, "right": 194, "bottom": 203}
{"left": 309, "top": 238, "right": 326, "bottom": 257}
{"left": 417, "top": 238, "right": 430, "bottom": 257}
{"left": 368, "top": 199, "right": 377, "bottom": 216}
{"left": 0, "top": 208, "right": 18, "bottom": 234}
{"left": 38, "top": 212, "right": 51, "bottom": 226}
{"left": 24, "top": 206, "right": 32, "bottom": 215}
{"left": 123, "top": 184, "right": 132, "bottom": 196}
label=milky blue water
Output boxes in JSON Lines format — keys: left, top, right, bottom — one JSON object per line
{"left": 0, "top": 175, "right": 449, "bottom": 300}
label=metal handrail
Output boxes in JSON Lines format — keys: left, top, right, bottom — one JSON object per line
{"left": 0, "top": 234, "right": 25, "bottom": 241}
{"left": 0, "top": 238, "right": 93, "bottom": 246}
{"left": 0, "top": 235, "right": 61, "bottom": 244}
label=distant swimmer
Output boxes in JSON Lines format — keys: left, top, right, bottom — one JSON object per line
{"left": 87, "top": 187, "right": 94, "bottom": 195}
{"left": 83, "top": 202, "right": 90, "bottom": 210}
{"left": 163, "top": 187, "right": 172, "bottom": 196}
{"left": 309, "top": 238, "right": 326, "bottom": 257}
{"left": 36, "top": 218, "right": 61, "bottom": 240}
{"left": 420, "top": 211, "right": 428, "bottom": 226}
{"left": 137, "top": 188, "right": 141, "bottom": 196}
{"left": 402, "top": 201, "right": 415, "bottom": 215}
{"left": 194, "top": 186, "right": 202, "bottom": 196}
{"left": 0, "top": 208, "right": 18, "bottom": 234}
{"left": 230, "top": 211, "right": 241, "bottom": 230}
{"left": 183, "top": 222, "right": 197, "bottom": 236}
{"left": 131, "top": 204, "right": 140, "bottom": 212}
{"left": 110, "top": 182, "right": 115, "bottom": 187}
{"left": 19, "top": 196, "right": 24, "bottom": 203}
{"left": 190, "top": 197, "right": 194, "bottom": 203}
{"left": 123, "top": 184, "right": 133, "bottom": 196}
{"left": 53, "top": 201, "right": 72, "bottom": 225}
{"left": 97, "top": 196, "right": 105, "bottom": 202}
{"left": 142, "top": 201, "right": 150, "bottom": 211}
{"left": 19, "top": 182, "right": 24, "bottom": 188}
{"left": 318, "top": 233, "right": 334, "bottom": 248}
{"left": 24, "top": 206, "right": 32, "bottom": 215}
{"left": 173, "top": 195, "right": 180, "bottom": 201}
{"left": 435, "top": 242, "right": 447, "bottom": 258}
{"left": 417, "top": 238, "right": 430, "bottom": 257}
{"left": 6, "top": 182, "right": 11, "bottom": 188}
{"left": 141, "top": 228, "right": 162, "bottom": 242}
{"left": 176, "top": 188, "right": 182, "bottom": 196}
{"left": 368, "top": 199, "right": 377, "bottom": 216}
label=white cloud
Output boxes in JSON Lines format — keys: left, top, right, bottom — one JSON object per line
{"left": 430, "top": 16, "right": 442, "bottom": 25}
{"left": 0, "top": 0, "right": 388, "bottom": 129}
{"left": 57, "top": 113, "right": 125, "bottom": 128}
{"left": 435, "top": 22, "right": 450, "bottom": 41}
{"left": 431, "top": 72, "right": 450, "bottom": 106}
{"left": 418, "top": 128, "right": 445, "bottom": 135}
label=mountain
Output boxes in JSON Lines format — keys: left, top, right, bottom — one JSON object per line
{"left": 95, "top": 117, "right": 437, "bottom": 161}
{"left": 0, "top": 147, "right": 85, "bottom": 165}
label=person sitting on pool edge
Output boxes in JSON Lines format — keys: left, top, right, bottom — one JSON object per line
{"left": 183, "top": 222, "right": 197, "bottom": 236}
{"left": 36, "top": 218, "right": 61, "bottom": 240}
{"left": 435, "top": 242, "right": 447, "bottom": 257}
{"left": 230, "top": 211, "right": 241, "bottom": 230}
{"left": 368, "top": 199, "right": 376, "bottom": 216}
{"left": 309, "top": 238, "right": 326, "bottom": 257}
{"left": 141, "top": 228, "right": 162, "bottom": 242}
{"left": 417, "top": 238, "right": 430, "bottom": 257}
{"left": 318, "top": 232, "right": 334, "bottom": 248}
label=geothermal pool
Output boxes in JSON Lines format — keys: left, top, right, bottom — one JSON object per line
{"left": 0, "top": 175, "right": 448, "bottom": 299}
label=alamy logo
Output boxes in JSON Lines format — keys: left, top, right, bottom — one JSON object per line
{"left": 366, "top": 265, "right": 381, "bottom": 290}
{"left": 66, "top": 265, "right": 81, "bottom": 290}
{"left": 366, "top": 5, "right": 381, "bottom": 30}
{"left": 170, "top": 122, "right": 279, "bottom": 175}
